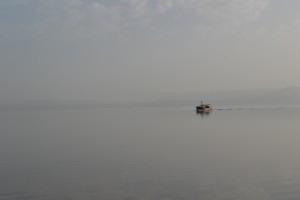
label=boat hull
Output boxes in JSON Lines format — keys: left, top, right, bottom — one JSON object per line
{"left": 196, "top": 104, "right": 212, "bottom": 113}
{"left": 196, "top": 108, "right": 212, "bottom": 112}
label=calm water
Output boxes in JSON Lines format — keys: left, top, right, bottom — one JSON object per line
{"left": 1, "top": 106, "right": 300, "bottom": 200}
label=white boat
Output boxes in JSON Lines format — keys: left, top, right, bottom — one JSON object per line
{"left": 196, "top": 101, "right": 212, "bottom": 112}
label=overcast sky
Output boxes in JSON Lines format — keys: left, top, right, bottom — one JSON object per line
{"left": 1, "top": 0, "right": 300, "bottom": 105}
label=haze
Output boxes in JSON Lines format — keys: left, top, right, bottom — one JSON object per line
{"left": 1, "top": 0, "right": 300, "bottom": 109}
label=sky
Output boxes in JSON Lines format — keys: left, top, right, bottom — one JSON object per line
{"left": 1, "top": 0, "right": 300, "bottom": 106}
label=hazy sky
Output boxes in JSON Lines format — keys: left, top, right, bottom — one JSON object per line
{"left": 1, "top": 0, "right": 300, "bottom": 105}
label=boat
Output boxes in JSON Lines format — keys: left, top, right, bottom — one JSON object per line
{"left": 196, "top": 101, "right": 212, "bottom": 113}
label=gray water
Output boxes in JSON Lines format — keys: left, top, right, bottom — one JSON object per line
{"left": 1, "top": 106, "right": 300, "bottom": 200}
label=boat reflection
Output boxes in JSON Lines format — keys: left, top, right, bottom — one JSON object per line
{"left": 196, "top": 110, "right": 211, "bottom": 118}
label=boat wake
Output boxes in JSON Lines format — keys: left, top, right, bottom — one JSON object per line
{"left": 215, "top": 106, "right": 300, "bottom": 111}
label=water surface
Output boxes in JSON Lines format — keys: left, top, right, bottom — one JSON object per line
{"left": 1, "top": 106, "right": 300, "bottom": 199}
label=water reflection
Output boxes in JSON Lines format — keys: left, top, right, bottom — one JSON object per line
{"left": 196, "top": 110, "right": 211, "bottom": 118}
